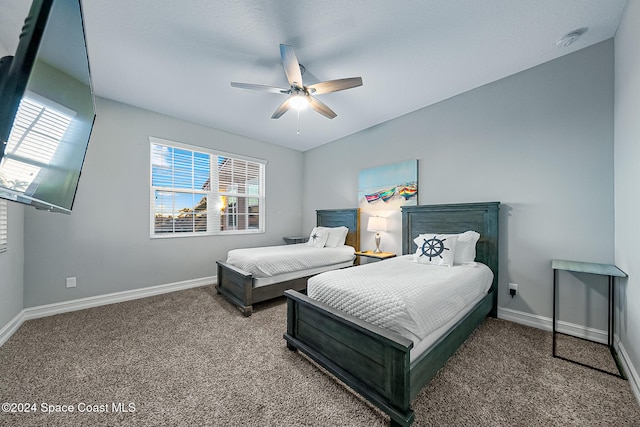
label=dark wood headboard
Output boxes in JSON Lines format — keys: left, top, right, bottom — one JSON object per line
{"left": 401, "top": 202, "right": 500, "bottom": 315}
{"left": 316, "top": 208, "right": 360, "bottom": 252}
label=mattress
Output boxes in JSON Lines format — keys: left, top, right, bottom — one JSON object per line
{"left": 307, "top": 255, "right": 493, "bottom": 344}
{"left": 252, "top": 260, "right": 355, "bottom": 288}
{"left": 226, "top": 243, "right": 355, "bottom": 278}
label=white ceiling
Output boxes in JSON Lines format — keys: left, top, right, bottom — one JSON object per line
{"left": 2, "top": 0, "right": 629, "bottom": 152}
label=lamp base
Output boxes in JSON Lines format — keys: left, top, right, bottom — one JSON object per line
{"left": 373, "top": 233, "right": 382, "bottom": 253}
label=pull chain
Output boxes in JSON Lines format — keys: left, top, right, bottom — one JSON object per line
{"left": 296, "top": 109, "right": 301, "bottom": 135}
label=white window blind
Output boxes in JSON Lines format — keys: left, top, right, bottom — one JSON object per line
{"left": 0, "top": 200, "right": 7, "bottom": 253}
{"left": 2, "top": 93, "right": 74, "bottom": 192}
{"left": 150, "top": 137, "right": 265, "bottom": 237}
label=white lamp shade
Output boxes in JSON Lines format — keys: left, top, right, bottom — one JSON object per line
{"left": 367, "top": 216, "right": 388, "bottom": 232}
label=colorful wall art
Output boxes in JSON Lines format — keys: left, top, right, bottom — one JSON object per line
{"left": 358, "top": 160, "right": 418, "bottom": 211}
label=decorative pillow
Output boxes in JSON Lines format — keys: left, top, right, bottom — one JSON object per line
{"left": 307, "top": 227, "right": 329, "bottom": 248}
{"left": 413, "top": 234, "right": 458, "bottom": 266}
{"left": 454, "top": 231, "right": 480, "bottom": 264}
{"left": 321, "top": 226, "right": 349, "bottom": 247}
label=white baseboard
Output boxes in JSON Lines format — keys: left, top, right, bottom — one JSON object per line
{"left": 0, "top": 276, "right": 215, "bottom": 347}
{"left": 614, "top": 338, "right": 640, "bottom": 405}
{"left": 0, "top": 310, "right": 26, "bottom": 348}
{"left": 498, "top": 306, "right": 608, "bottom": 344}
{"left": 498, "top": 306, "right": 640, "bottom": 407}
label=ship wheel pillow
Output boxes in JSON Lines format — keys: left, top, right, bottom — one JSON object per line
{"left": 307, "top": 227, "right": 329, "bottom": 248}
{"left": 413, "top": 234, "right": 458, "bottom": 266}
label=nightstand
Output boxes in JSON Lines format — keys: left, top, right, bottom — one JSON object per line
{"left": 283, "top": 236, "right": 308, "bottom": 244}
{"left": 354, "top": 251, "right": 396, "bottom": 265}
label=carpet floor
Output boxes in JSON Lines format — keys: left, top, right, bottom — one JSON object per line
{"left": 1, "top": 286, "right": 639, "bottom": 426}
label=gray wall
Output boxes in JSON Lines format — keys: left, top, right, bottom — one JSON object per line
{"left": 0, "top": 0, "right": 28, "bottom": 328}
{"left": 23, "top": 97, "right": 304, "bottom": 307}
{"left": 0, "top": 202, "right": 24, "bottom": 328}
{"left": 303, "top": 40, "right": 615, "bottom": 331}
{"left": 614, "top": 0, "right": 640, "bottom": 389}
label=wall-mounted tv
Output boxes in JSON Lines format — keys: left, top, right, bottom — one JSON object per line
{"left": 0, "top": 0, "right": 95, "bottom": 214}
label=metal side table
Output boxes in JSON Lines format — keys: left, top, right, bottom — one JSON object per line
{"left": 552, "top": 259, "right": 627, "bottom": 379}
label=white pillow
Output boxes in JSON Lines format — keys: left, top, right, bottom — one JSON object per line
{"left": 413, "top": 231, "right": 480, "bottom": 265}
{"left": 307, "top": 227, "right": 329, "bottom": 248}
{"left": 413, "top": 233, "right": 458, "bottom": 266}
{"left": 454, "top": 231, "right": 480, "bottom": 264}
{"left": 320, "top": 226, "right": 349, "bottom": 247}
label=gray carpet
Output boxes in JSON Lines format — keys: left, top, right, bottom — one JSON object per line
{"left": 1, "top": 286, "right": 639, "bottom": 426}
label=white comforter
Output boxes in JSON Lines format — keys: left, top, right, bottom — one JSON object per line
{"left": 226, "top": 244, "right": 355, "bottom": 278}
{"left": 307, "top": 255, "right": 493, "bottom": 342}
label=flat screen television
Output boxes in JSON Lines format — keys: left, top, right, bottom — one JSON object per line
{"left": 0, "top": 0, "right": 95, "bottom": 214}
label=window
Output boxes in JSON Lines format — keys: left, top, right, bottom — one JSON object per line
{"left": 150, "top": 137, "right": 265, "bottom": 237}
{"left": 0, "top": 200, "right": 7, "bottom": 253}
{"left": 1, "top": 92, "right": 75, "bottom": 192}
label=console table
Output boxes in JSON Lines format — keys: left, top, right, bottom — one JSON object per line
{"left": 552, "top": 259, "right": 627, "bottom": 378}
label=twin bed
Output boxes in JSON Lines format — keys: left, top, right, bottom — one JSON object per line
{"left": 283, "top": 202, "right": 499, "bottom": 426}
{"left": 215, "top": 208, "right": 360, "bottom": 316}
{"left": 216, "top": 201, "right": 499, "bottom": 426}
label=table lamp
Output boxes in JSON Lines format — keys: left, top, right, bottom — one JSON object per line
{"left": 367, "top": 216, "right": 388, "bottom": 253}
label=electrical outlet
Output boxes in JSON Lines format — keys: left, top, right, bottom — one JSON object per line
{"left": 508, "top": 282, "right": 518, "bottom": 296}
{"left": 66, "top": 277, "right": 77, "bottom": 288}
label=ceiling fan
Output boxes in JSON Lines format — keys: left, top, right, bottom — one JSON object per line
{"left": 231, "top": 44, "right": 363, "bottom": 119}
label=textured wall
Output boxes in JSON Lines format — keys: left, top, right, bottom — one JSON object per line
{"left": 0, "top": 202, "right": 24, "bottom": 329}
{"left": 23, "top": 98, "right": 304, "bottom": 307}
{"left": 614, "top": 0, "right": 640, "bottom": 393}
{"left": 303, "top": 40, "right": 615, "bottom": 331}
{"left": 0, "top": 0, "right": 29, "bottom": 329}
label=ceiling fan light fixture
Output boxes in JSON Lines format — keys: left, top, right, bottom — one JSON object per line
{"left": 289, "top": 94, "right": 309, "bottom": 110}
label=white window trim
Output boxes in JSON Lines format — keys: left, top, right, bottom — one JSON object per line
{"left": 149, "top": 136, "right": 266, "bottom": 238}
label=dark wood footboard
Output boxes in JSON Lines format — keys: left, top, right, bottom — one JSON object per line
{"left": 216, "top": 261, "right": 254, "bottom": 316}
{"left": 284, "top": 289, "right": 416, "bottom": 427}
{"left": 216, "top": 260, "right": 310, "bottom": 316}
{"left": 284, "top": 288, "right": 495, "bottom": 427}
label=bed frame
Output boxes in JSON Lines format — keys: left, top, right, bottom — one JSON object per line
{"left": 283, "top": 202, "right": 499, "bottom": 426}
{"left": 215, "top": 208, "right": 360, "bottom": 316}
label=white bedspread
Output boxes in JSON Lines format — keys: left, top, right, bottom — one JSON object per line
{"left": 226, "top": 244, "right": 355, "bottom": 278}
{"left": 307, "top": 255, "right": 493, "bottom": 342}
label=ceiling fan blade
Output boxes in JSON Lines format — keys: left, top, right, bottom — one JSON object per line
{"left": 271, "top": 97, "right": 291, "bottom": 119}
{"left": 230, "top": 82, "right": 290, "bottom": 94}
{"left": 308, "top": 96, "right": 337, "bottom": 119}
{"left": 307, "top": 77, "right": 363, "bottom": 95}
{"left": 280, "top": 44, "right": 304, "bottom": 88}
